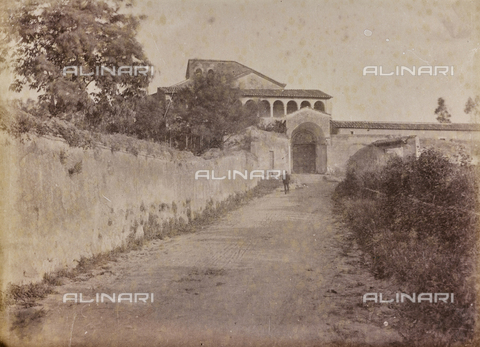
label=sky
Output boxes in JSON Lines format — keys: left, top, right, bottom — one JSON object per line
{"left": 2, "top": 0, "right": 479, "bottom": 123}
{"left": 131, "top": 0, "right": 479, "bottom": 123}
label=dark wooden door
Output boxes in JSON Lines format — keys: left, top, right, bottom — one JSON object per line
{"left": 293, "top": 144, "right": 316, "bottom": 173}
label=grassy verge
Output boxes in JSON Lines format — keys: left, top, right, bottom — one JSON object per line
{"left": 143, "top": 178, "right": 281, "bottom": 239}
{"left": 0, "top": 179, "right": 281, "bottom": 310}
{"left": 333, "top": 148, "right": 478, "bottom": 346}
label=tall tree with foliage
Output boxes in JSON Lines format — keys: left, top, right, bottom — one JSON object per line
{"left": 1, "top": 0, "right": 153, "bottom": 130}
{"left": 434, "top": 97, "right": 452, "bottom": 123}
{"left": 464, "top": 96, "right": 480, "bottom": 123}
{"left": 130, "top": 94, "right": 166, "bottom": 142}
{"left": 167, "top": 72, "right": 259, "bottom": 154}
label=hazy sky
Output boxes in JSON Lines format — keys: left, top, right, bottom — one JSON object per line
{"left": 133, "top": 0, "right": 479, "bottom": 123}
{"left": 2, "top": 0, "right": 479, "bottom": 123}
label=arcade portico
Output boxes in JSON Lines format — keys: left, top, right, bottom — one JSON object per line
{"left": 157, "top": 59, "right": 480, "bottom": 175}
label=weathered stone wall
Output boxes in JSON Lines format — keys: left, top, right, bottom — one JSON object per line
{"left": 346, "top": 136, "right": 419, "bottom": 177}
{"left": 326, "top": 134, "right": 388, "bottom": 174}
{"left": 334, "top": 127, "right": 480, "bottom": 142}
{"left": 0, "top": 132, "right": 259, "bottom": 288}
{"left": 328, "top": 133, "right": 480, "bottom": 175}
{"left": 249, "top": 128, "right": 289, "bottom": 173}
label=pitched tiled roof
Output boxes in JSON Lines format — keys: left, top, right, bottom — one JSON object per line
{"left": 159, "top": 85, "right": 332, "bottom": 99}
{"left": 240, "top": 89, "right": 331, "bottom": 99}
{"left": 331, "top": 120, "right": 480, "bottom": 131}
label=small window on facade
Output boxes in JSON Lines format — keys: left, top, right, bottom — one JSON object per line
{"left": 351, "top": 131, "right": 354, "bottom": 135}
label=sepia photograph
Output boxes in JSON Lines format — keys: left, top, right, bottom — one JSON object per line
{"left": 0, "top": 0, "right": 479, "bottom": 346}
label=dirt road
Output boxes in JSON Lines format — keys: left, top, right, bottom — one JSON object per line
{"left": 2, "top": 178, "right": 403, "bottom": 346}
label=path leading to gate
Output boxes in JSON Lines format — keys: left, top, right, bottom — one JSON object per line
{"left": 3, "top": 178, "right": 403, "bottom": 347}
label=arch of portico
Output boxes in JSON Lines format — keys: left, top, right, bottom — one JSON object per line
{"left": 241, "top": 98, "right": 329, "bottom": 117}
{"left": 287, "top": 101, "right": 298, "bottom": 114}
{"left": 314, "top": 101, "right": 325, "bottom": 112}
{"left": 300, "top": 101, "right": 311, "bottom": 109}
{"left": 259, "top": 100, "right": 270, "bottom": 117}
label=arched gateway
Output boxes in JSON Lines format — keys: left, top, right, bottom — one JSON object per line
{"left": 292, "top": 130, "right": 317, "bottom": 173}
{"left": 286, "top": 109, "right": 330, "bottom": 174}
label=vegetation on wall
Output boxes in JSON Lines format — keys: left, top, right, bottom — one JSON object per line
{"left": 257, "top": 120, "right": 287, "bottom": 134}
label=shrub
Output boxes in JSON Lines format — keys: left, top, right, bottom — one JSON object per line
{"left": 334, "top": 148, "right": 478, "bottom": 346}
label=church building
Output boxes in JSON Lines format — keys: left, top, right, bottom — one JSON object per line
{"left": 157, "top": 59, "right": 480, "bottom": 175}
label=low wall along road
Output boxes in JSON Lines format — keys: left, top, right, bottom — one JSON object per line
{"left": 0, "top": 131, "right": 260, "bottom": 288}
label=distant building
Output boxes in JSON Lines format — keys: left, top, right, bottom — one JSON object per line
{"left": 157, "top": 59, "right": 480, "bottom": 175}
{"left": 157, "top": 59, "right": 332, "bottom": 117}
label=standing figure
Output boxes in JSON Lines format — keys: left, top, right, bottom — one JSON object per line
{"left": 282, "top": 172, "right": 290, "bottom": 194}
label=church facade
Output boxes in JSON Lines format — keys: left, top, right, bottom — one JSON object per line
{"left": 158, "top": 59, "right": 480, "bottom": 174}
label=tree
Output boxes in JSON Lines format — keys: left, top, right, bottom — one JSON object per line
{"left": 130, "top": 94, "right": 166, "bottom": 142}
{"left": 167, "top": 72, "right": 259, "bottom": 154}
{"left": 434, "top": 97, "right": 452, "bottom": 123}
{"left": 464, "top": 96, "right": 480, "bottom": 123}
{"left": 1, "top": 0, "right": 153, "bottom": 129}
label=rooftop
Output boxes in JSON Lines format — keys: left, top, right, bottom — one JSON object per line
{"left": 240, "top": 89, "right": 332, "bottom": 99}
{"left": 331, "top": 120, "right": 480, "bottom": 131}
{"left": 159, "top": 85, "right": 333, "bottom": 99}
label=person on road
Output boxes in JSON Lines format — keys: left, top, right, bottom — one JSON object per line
{"left": 282, "top": 171, "right": 290, "bottom": 194}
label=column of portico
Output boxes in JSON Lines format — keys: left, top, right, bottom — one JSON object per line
{"left": 260, "top": 97, "right": 301, "bottom": 117}
{"left": 261, "top": 97, "right": 275, "bottom": 118}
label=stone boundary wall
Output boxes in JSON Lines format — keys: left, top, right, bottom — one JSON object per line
{"left": 249, "top": 128, "right": 289, "bottom": 172}
{"left": 327, "top": 134, "right": 394, "bottom": 174}
{"left": 328, "top": 134, "right": 480, "bottom": 175}
{"left": 0, "top": 132, "right": 260, "bottom": 288}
